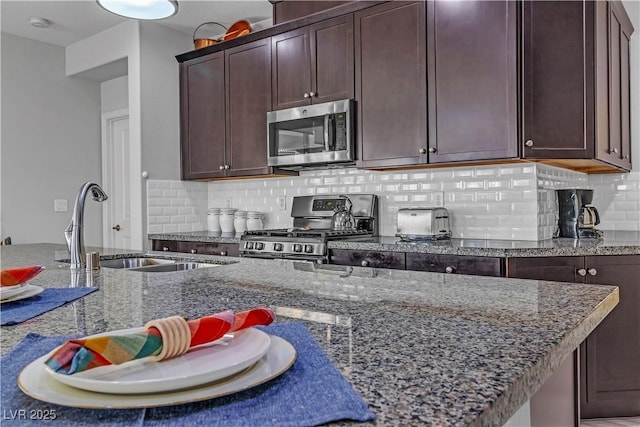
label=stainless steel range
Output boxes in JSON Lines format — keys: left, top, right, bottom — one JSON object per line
{"left": 240, "top": 194, "right": 378, "bottom": 263}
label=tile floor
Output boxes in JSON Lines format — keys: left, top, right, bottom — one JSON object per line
{"left": 581, "top": 417, "right": 640, "bottom": 427}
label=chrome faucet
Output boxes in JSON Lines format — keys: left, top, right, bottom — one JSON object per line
{"left": 64, "top": 182, "right": 108, "bottom": 269}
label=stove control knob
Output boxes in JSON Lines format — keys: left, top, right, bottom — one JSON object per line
{"left": 255, "top": 242, "right": 264, "bottom": 250}
{"left": 293, "top": 244, "right": 303, "bottom": 252}
{"left": 304, "top": 244, "right": 314, "bottom": 253}
{"left": 274, "top": 243, "right": 284, "bottom": 251}
{"left": 245, "top": 242, "right": 254, "bottom": 250}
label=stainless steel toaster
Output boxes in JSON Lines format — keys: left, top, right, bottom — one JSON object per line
{"left": 396, "top": 208, "right": 451, "bottom": 241}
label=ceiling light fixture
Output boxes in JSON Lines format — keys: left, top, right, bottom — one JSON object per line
{"left": 96, "top": 0, "right": 178, "bottom": 20}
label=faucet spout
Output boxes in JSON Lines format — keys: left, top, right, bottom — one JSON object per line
{"left": 66, "top": 182, "right": 108, "bottom": 269}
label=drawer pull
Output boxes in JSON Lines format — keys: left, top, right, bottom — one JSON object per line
{"left": 588, "top": 268, "right": 597, "bottom": 276}
{"left": 190, "top": 249, "right": 197, "bottom": 254}
{"left": 577, "top": 268, "right": 587, "bottom": 276}
{"left": 361, "top": 260, "right": 369, "bottom": 267}
{"left": 162, "top": 247, "right": 169, "bottom": 252}
{"left": 220, "top": 251, "right": 227, "bottom": 256}
{"left": 445, "top": 266, "right": 454, "bottom": 274}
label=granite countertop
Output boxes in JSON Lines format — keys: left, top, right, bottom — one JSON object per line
{"left": 1, "top": 244, "right": 618, "bottom": 426}
{"left": 149, "top": 230, "right": 640, "bottom": 257}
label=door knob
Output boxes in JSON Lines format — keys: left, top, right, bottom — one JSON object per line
{"left": 428, "top": 147, "right": 437, "bottom": 153}
{"left": 577, "top": 268, "right": 587, "bottom": 276}
{"left": 419, "top": 148, "right": 427, "bottom": 154}
{"left": 588, "top": 268, "right": 597, "bottom": 276}
{"left": 220, "top": 251, "right": 227, "bottom": 256}
{"left": 219, "top": 165, "right": 224, "bottom": 170}
{"left": 309, "top": 92, "right": 316, "bottom": 97}
{"left": 303, "top": 92, "right": 310, "bottom": 98}
{"left": 361, "top": 260, "right": 369, "bottom": 267}
{"left": 112, "top": 224, "right": 121, "bottom": 231}
{"left": 445, "top": 266, "right": 454, "bottom": 273}
{"left": 525, "top": 140, "right": 534, "bottom": 147}
{"left": 224, "top": 164, "right": 230, "bottom": 169}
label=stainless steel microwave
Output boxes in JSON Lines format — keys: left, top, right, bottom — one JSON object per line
{"left": 267, "top": 99, "right": 354, "bottom": 169}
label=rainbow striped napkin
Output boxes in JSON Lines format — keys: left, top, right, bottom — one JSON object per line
{"left": 45, "top": 307, "right": 275, "bottom": 375}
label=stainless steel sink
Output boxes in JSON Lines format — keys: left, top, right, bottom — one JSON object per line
{"left": 100, "top": 257, "right": 176, "bottom": 269}
{"left": 99, "top": 257, "right": 223, "bottom": 273}
{"left": 129, "top": 262, "right": 220, "bottom": 272}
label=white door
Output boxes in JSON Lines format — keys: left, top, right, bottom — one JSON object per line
{"left": 102, "top": 109, "right": 132, "bottom": 249}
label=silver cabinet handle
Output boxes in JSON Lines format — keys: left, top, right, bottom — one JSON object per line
{"left": 624, "top": 154, "right": 630, "bottom": 159}
{"left": 428, "top": 147, "right": 437, "bottom": 153}
{"left": 588, "top": 268, "right": 597, "bottom": 276}
{"left": 162, "top": 246, "right": 169, "bottom": 252}
{"left": 577, "top": 268, "right": 587, "bottom": 276}
{"left": 610, "top": 148, "right": 619, "bottom": 154}
{"left": 303, "top": 93, "right": 310, "bottom": 98}
{"left": 190, "top": 249, "right": 197, "bottom": 254}
{"left": 419, "top": 148, "right": 427, "bottom": 154}
{"left": 525, "top": 140, "right": 534, "bottom": 147}
{"left": 445, "top": 266, "right": 454, "bottom": 274}
{"left": 224, "top": 165, "right": 230, "bottom": 169}
{"left": 220, "top": 251, "right": 227, "bottom": 256}
{"left": 361, "top": 260, "right": 369, "bottom": 267}
{"left": 309, "top": 92, "right": 316, "bottom": 97}
{"left": 219, "top": 165, "right": 224, "bottom": 170}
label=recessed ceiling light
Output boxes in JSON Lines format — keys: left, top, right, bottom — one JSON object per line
{"left": 29, "top": 17, "right": 52, "bottom": 28}
{"left": 96, "top": 0, "right": 178, "bottom": 20}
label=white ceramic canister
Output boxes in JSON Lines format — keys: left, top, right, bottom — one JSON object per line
{"left": 219, "top": 208, "right": 236, "bottom": 233}
{"left": 207, "top": 208, "right": 221, "bottom": 232}
{"left": 234, "top": 210, "right": 247, "bottom": 233}
{"left": 246, "top": 211, "right": 263, "bottom": 231}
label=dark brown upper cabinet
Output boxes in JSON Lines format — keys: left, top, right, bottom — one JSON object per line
{"left": 355, "top": 1, "right": 427, "bottom": 168}
{"left": 272, "top": 0, "right": 352, "bottom": 25}
{"left": 271, "top": 14, "right": 354, "bottom": 110}
{"left": 427, "top": 0, "right": 518, "bottom": 164}
{"left": 522, "top": 0, "right": 634, "bottom": 172}
{"left": 180, "top": 52, "right": 226, "bottom": 180}
{"left": 180, "top": 39, "right": 295, "bottom": 180}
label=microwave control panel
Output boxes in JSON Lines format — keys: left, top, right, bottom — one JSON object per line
{"left": 335, "top": 113, "right": 347, "bottom": 150}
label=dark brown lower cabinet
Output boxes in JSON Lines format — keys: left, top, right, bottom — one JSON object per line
{"left": 406, "top": 253, "right": 503, "bottom": 277}
{"left": 329, "top": 249, "right": 405, "bottom": 269}
{"left": 507, "top": 255, "right": 640, "bottom": 419}
{"left": 151, "top": 240, "right": 239, "bottom": 257}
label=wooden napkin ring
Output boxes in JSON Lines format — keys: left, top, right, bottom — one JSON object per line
{"left": 145, "top": 316, "right": 191, "bottom": 361}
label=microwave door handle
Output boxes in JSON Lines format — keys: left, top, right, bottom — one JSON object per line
{"left": 323, "top": 114, "right": 330, "bottom": 152}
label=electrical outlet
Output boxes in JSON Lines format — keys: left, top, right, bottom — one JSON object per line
{"left": 54, "top": 199, "right": 68, "bottom": 212}
{"left": 424, "top": 191, "right": 444, "bottom": 208}
{"left": 277, "top": 196, "right": 287, "bottom": 211}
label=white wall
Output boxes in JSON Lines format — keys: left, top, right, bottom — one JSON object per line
{"left": 0, "top": 33, "right": 103, "bottom": 245}
{"left": 101, "top": 75, "right": 128, "bottom": 113}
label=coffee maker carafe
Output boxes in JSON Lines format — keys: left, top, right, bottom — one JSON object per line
{"left": 556, "top": 189, "right": 602, "bottom": 238}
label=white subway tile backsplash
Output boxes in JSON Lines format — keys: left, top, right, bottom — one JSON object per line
{"left": 147, "top": 163, "right": 639, "bottom": 240}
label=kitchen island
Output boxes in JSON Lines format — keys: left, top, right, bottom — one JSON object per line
{"left": 1, "top": 243, "right": 619, "bottom": 426}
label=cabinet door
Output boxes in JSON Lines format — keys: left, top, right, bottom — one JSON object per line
{"left": 427, "top": 0, "right": 517, "bottom": 163}
{"left": 329, "top": 249, "right": 405, "bottom": 269}
{"left": 272, "top": 27, "right": 311, "bottom": 110}
{"left": 176, "top": 241, "right": 239, "bottom": 257}
{"left": 407, "top": 254, "right": 503, "bottom": 277}
{"left": 522, "top": 1, "right": 595, "bottom": 159}
{"left": 506, "top": 256, "right": 586, "bottom": 283}
{"left": 225, "top": 39, "right": 273, "bottom": 177}
{"left": 310, "top": 15, "right": 354, "bottom": 105}
{"left": 594, "top": 1, "right": 634, "bottom": 171}
{"left": 355, "top": 1, "right": 427, "bottom": 168}
{"left": 180, "top": 53, "right": 226, "bottom": 179}
{"left": 581, "top": 255, "right": 640, "bottom": 418}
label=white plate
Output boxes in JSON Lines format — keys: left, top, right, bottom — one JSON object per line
{"left": 19, "top": 334, "right": 296, "bottom": 409}
{"left": 0, "top": 285, "right": 44, "bottom": 303}
{"left": 44, "top": 328, "right": 271, "bottom": 394}
{"left": 0, "top": 283, "right": 28, "bottom": 300}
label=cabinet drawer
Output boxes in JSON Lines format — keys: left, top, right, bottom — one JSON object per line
{"left": 406, "top": 253, "right": 503, "bottom": 277}
{"left": 176, "top": 241, "right": 239, "bottom": 257}
{"left": 152, "top": 240, "right": 178, "bottom": 252}
{"left": 329, "top": 249, "right": 405, "bottom": 269}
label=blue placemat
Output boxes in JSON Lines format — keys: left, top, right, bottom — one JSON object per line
{"left": 1, "top": 323, "right": 375, "bottom": 426}
{"left": 1, "top": 287, "right": 98, "bottom": 326}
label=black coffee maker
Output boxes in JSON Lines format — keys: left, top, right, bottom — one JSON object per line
{"left": 556, "top": 189, "right": 602, "bottom": 238}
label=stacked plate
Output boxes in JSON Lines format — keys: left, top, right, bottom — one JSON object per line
{"left": 0, "top": 265, "right": 45, "bottom": 303}
{"left": 18, "top": 327, "right": 296, "bottom": 408}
